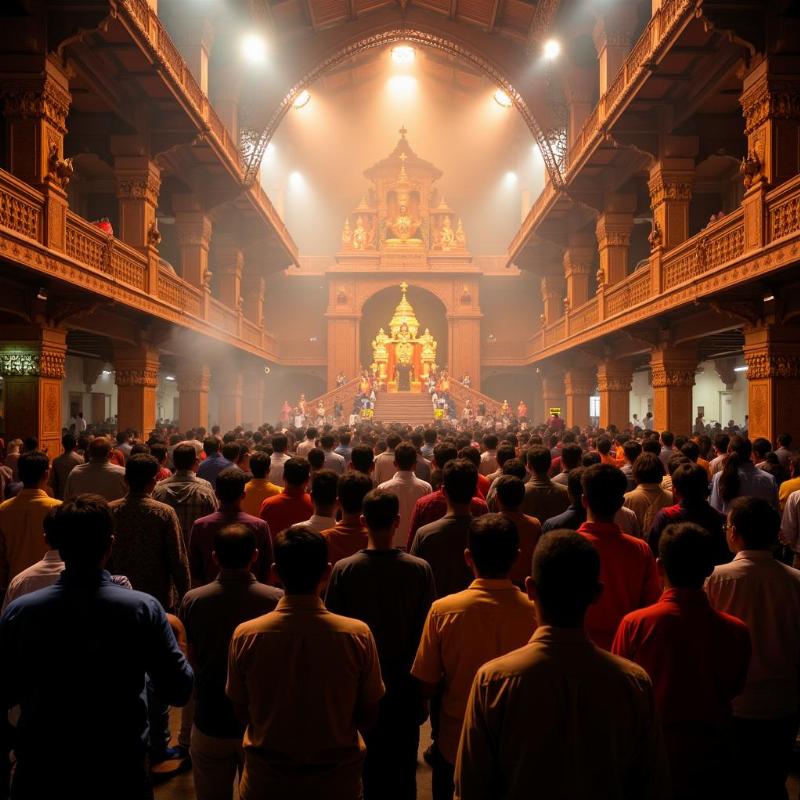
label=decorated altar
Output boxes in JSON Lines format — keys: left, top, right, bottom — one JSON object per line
{"left": 371, "top": 282, "right": 438, "bottom": 392}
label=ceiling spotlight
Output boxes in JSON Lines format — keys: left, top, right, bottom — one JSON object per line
{"left": 734, "top": 366, "right": 748, "bottom": 372}
{"left": 165, "top": 375, "right": 176, "bottom": 381}
{"left": 36, "top": 287, "right": 47, "bottom": 301}
{"left": 763, "top": 294, "right": 775, "bottom": 301}
{"left": 293, "top": 89, "right": 311, "bottom": 109}
{"left": 504, "top": 171, "right": 518, "bottom": 185}
{"left": 543, "top": 38, "right": 561, "bottom": 60}
{"left": 391, "top": 45, "right": 415, "bottom": 65}
{"left": 101, "top": 370, "right": 112, "bottom": 376}
{"left": 493, "top": 89, "right": 513, "bottom": 108}
{"left": 240, "top": 33, "right": 267, "bottom": 64}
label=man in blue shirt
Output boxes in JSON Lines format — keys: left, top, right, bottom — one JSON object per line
{"left": 0, "top": 495, "right": 193, "bottom": 799}
{"left": 197, "top": 437, "right": 234, "bottom": 489}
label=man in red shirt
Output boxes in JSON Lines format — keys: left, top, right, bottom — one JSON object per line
{"left": 577, "top": 464, "right": 660, "bottom": 649}
{"left": 612, "top": 522, "right": 751, "bottom": 798}
{"left": 258, "top": 458, "right": 312, "bottom": 539}
{"left": 407, "top": 443, "right": 487, "bottom": 550}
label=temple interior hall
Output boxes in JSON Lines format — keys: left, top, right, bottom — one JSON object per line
{"left": 3, "top": 0, "right": 800, "bottom": 798}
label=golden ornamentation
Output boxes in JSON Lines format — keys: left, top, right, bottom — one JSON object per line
{"left": 744, "top": 353, "right": 800, "bottom": 380}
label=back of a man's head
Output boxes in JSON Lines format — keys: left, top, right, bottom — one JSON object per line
{"left": 62, "top": 433, "right": 77, "bottom": 452}
{"left": 560, "top": 443, "right": 583, "bottom": 471}
{"left": 458, "top": 446, "right": 481, "bottom": 470}
{"left": 659, "top": 522, "right": 715, "bottom": 589}
{"left": 125, "top": 454, "right": 159, "bottom": 493}
{"left": 216, "top": 467, "right": 247, "bottom": 505}
{"left": 349, "top": 445, "right": 374, "bottom": 474}
{"left": 337, "top": 471, "right": 373, "bottom": 515}
{"left": 339, "top": 431, "right": 352, "bottom": 446}
{"left": 468, "top": 513, "right": 519, "bottom": 578}
{"left": 274, "top": 526, "right": 328, "bottom": 594}
{"left": 18, "top": 450, "right": 49, "bottom": 488}
{"left": 222, "top": 441, "right": 241, "bottom": 463}
{"left": 495, "top": 475, "right": 525, "bottom": 511}
{"left": 501, "top": 458, "right": 527, "bottom": 480}
{"left": 671, "top": 462, "right": 709, "bottom": 502}
{"left": 203, "top": 437, "right": 219, "bottom": 456}
{"left": 310, "top": 469, "right": 338, "bottom": 510}
{"left": 526, "top": 445, "right": 552, "bottom": 476}
{"left": 306, "top": 427, "right": 318, "bottom": 441}
{"left": 272, "top": 434, "right": 288, "bottom": 453}
{"left": 442, "top": 458, "right": 478, "bottom": 506}
{"left": 433, "top": 442, "right": 458, "bottom": 470}
{"left": 581, "top": 463, "right": 626, "bottom": 520}
{"left": 596, "top": 437, "right": 612, "bottom": 456}
{"left": 214, "top": 523, "right": 257, "bottom": 570}
{"left": 362, "top": 488, "right": 400, "bottom": 533}
{"left": 320, "top": 434, "right": 335, "bottom": 451}
{"left": 307, "top": 448, "right": 325, "bottom": 471}
{"left": 424, "top": 429, "right": 437, "bottom": 445}
{"left": 661, "top": 431, "right": 674, "bottom": 447}
{"left": 778, "top": 433, "right": 792, "bottom": 448}
{"left": 496, "top": 444, "right": 517, "bottom": 468}
{"left": 532, "top": 529, "right": 601, "bottom": 627}
{"left": 730, "top": 496, "right": 781, "bottom": 550}
{"left": 632, "top": 452, "right": 664, "bottom": 485}
{"left": 172, "top": 443, "right": 197, "bottom": 472}
{"left": 88, "top": 436, "right": 112, "bottom": 462}
{"left": 387, "top": 433, "right": 402, "bottom": 450}
{"left": 51, "top": 494, "right": 114, "bottom": 569}
{"left": 623, "top": 440, "right": 643, "bottom": 464}
{"left": 283, "top": 457, "right": 310, "bottom": 488}
{"left": 394, "top": 443, "right": 418, "bottom": 471}
{"left": 249, "top": 450, "right": 271, "bottom": 479}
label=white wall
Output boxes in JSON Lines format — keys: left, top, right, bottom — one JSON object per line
{"left": 62, "top": 355, "right": 117, "bottom": 428}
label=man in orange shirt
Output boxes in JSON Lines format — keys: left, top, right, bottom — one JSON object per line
{"left": 242, "top": 451, "right": 281, "bottom": 517}
{"left": 577, "top": 464, "right": 660, "bottom": 649}
{"left": 321, "top": 472, "right": 372, "bottom": 566}
{"left": 412, "top": 513, "right": 537, "bottom": 800}
{"left": 259, "top": 458, "right": 312, "bottom": 540}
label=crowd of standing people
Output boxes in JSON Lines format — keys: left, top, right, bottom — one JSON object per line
{"left": 0, "top": 414, "right": 799, "bottom": 800}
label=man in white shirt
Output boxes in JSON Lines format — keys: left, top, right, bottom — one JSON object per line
{"left": 294, "top": 470, "right": 338, "bottom": 534}
{"left": 479, "top": 434, "right": 499, "bottom": 476}
{"left": 706, "top": 496, "right": 800, "bottom": 798}
{"left": 296, "top": 427, "right": 317, "bottom": 459}
{"left": 378, "top": 443, "right": 432, "bottom": 548}
{"left": 374, "top": 433, "right": 402, "bottom": 485}
{"left": 320, "top": 434, "right": 346, "bottom": 476}
{"left": 64, "top": 436, "right": 126, "bottom": 501}
{"left": 267, "top": 434, "right": 292, "bottom": 487}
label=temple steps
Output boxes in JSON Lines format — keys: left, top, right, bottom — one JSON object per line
{"left": 372, "top": 391, "right": 433, "bottom": 425}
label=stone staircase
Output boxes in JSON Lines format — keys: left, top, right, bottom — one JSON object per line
{"left": 373, "top": 391, "right": 434, "bottom": 425}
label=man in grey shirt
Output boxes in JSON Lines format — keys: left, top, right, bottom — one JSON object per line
{"left": 64, "top": 436, "right": 127, "bottom": 502}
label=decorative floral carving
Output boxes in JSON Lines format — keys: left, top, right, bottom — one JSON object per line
{"left": 744, "top": 353, "right": 800, "bottom": 380}
{"left": 648, "top": 222, "right": 663, "bottom": 250}
{"left": 0, "top": 349, "right": 66, "bottom": 379}
{"left": 1, "top": 78, "right": 71, "bottom": 132}
{"left": 116, "top": 173, "right": 161, "bottom": 203}
{"left": 740, "top": 150, "right": 763, "bottom": 189}
{"left": 650, "top": 365, "right": 695, "bottom": 388}
{"left": 147, "top": 222, "right": 162, "bottom": 248}
{"left": 648, "top": 175, "right": 693, "bottom": 206}
{"left": 115, "top": 368, "right": 159, "bottom": 387}
{"left": 741, "top": 82, "right": 800, "bottom": 135}
{"left": 597, "top": 374, "right": 632, "bottom": 393}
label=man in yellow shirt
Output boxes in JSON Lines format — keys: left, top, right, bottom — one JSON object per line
{"left": 0, "top": 451, "right": 61, "bottom": 588}
{"left": 242, "top": 452, "right": 281, "bottom": 517}
{"left": 779, "top": 457, "right": 800, "bottom": 511}
{"left": 411, "top": 513, "right": 537, "bottom": 800}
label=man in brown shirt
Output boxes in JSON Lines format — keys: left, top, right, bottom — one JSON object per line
{"left": 520, "top": 445, "right": 569, "bottom": 524}
{"left": 227, "top": 526, "right": 385, "bottom": 800}
{"left": 456, "top": 530, "right": 668, "bottom": 800}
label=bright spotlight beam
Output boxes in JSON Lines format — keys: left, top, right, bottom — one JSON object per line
{"left": 493, "top": 89, "right": 513, "bottom": 108}
{"left": 293, "top": 89, "right": 311, "bottom": 109}
{"left": 391, "top": 45, "right": 415, "bottom": 65}
{"left": 241, "top": 33, "right": 267, "bottom": 64}
{"left": 543, "top": 39, "right": 561, "bottom": 60}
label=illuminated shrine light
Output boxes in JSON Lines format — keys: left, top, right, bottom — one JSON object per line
{"left": 293, "top": 90, "right": 311, "bottom": 109}
{"left": 391, "top": 45, "right": 415, "bottom": 65}
{"left": 543, "top": 39, "right": 561, "bottom": 60}
{"left": 494, "top": 89, "right": 513, "bottom": 108}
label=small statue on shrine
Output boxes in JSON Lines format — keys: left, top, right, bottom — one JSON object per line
{"left": 500, "top": 399, "right": 510, "bottom": 419}
{"left": 439, "top": 216, "right": 455, "bottom": 250}
{"left": 388, "top": 198, "right": 423, "bottom": 242}
{"left": 352, "top": 216, "right": 368, "bottom": 250}
{"left": 419, "top": 328, "right": 437, "bottom": 363}
{"left": 455, "top": 218, "right": 466, "bottom": 248}
{"left": 341, "top": 218, "right": 352, "bottom": 247}
{"left": 371, "top": 328, "right": 390, "bottom": 361}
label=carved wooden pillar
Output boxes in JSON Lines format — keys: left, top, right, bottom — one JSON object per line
{"left": 242, "top": 274, "right": 265, "bottom": 327}
{"left": 448, "top": 312, "right": 482, "bottom": 393}
{"left": 1, "top": 58, "right": 72, "bottom": 251}
{"left": 563, "top": 232, "right": 594, "bottom": 309}
{"left": 540, "top": 275, "right": 565, "bottom": 325}
{"left": 743, "top": 324, "right": 800, "bottom": 444}
{"left": 541, "top": 370, "right": 565, "bottom": 420}
{"left": 596, "top": 201, "right": 635, "bottom": 286}
{"left": 564, "top": 65, "right": 595, "bottom": 153}
{"left": 597, "top": 360, "right": 633, "bottom": 430}
{"left": 176, "top": 362, "right": 210, "bottom": 431}
{"left": 174, "top": 196, "right": 213, "bottom": 290}
{"left": 114, "top": 345, "right": 160, "bottom": 436}
{"left": 0, "top": 324, "right": 67, "bottom": 456}
{"left": 648, "top": 161, "right": 695, "bottom": 252}
{"left": 593, "top": 5, "right": 638, "bottom": 94}
{"left": 564, "top": 368, "right": 595, "bottom": 429}
{"left": 649, "top": 346, "right": 697, "bottom": 434}
{"left": 216, "top": 364, "right": 243, "bottom": 433}
{"left": 214, "top": 239, "right": 244, "bottom": 310}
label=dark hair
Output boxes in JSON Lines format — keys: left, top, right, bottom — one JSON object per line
{"left": 642, "top": 439, "right": 661, "bottom": 457}
{"left": 51, "top": 495, "right": 114, "bottom": 566}
{"left": 442, "top": 458, "right": 478, "bottom": 505}
{"left": 623, "top": 440, "right": 642, "bottom": 463}
{"left": 496, "top": 444, "right": 517, "bottom": 467}
{"left": 216, "top": 467, "right": 247, "bottom": 503}
{"left": 362, "top": 489, "right": 400, "bottom": 532}
{"left": 124, "top": 454, "right": 159, "bottom": 492}
{"left": 501, "top": 458, "right": 527, "bottom": 480}
{"left": 149, "top": 443, "right": 167, "bottom": 465}
{"left": 526, "top": 445, "right": 552, "bottom": 475}
{"left": 661, "top": 431, "right": 674, "bottom": 447}
{"left": 173, "top": 443, "right": 198, "bottom": 471}
{"left": 310, "top": 469, "right": 338, "bottom": 508}
{"left": 468, "top": 513, "right": 519, "bottom": 576}
{"left": 129, "top": 443, "right": 150, "bottom": 457}
{"left": 567, "top": 467, "right": 585, "bottom": 502}
{"left": 283, "top": 457, "right": 310, "bottom": 487}
{"left": 752, "top": 437, "right": 772, "bottom": 459}
{"left": 18, "top": 451, "right": 49, "bottom": 488}
{"left": 62, "top": 433, "right": 77, "bottom": 451}
{"left": 713, "top": 433, "right": 730, "bottom": 454}
{"left": 43, "top": 505, "right": 61, "bottom": 549}
{"left": 483, "top": 434, "right": 499, "bottom": 450}
{"left": 680, "top": 441, "right": 700, "bottom": 462}
{"left": 387, "top": 433, "right": 402, "bottom": 450}
{"left": 305, "top": 427, "right": 318, "bottom": 440}
{"left": 307, "top": 448, "right": 325, "bottom": 471}
{"left": 89, "top": 437, "right": 112, "bottom": 460}
{"left": 320, "top": 434, "right": 335, "bottom": 450}
{"left": 249, "top": 450, "right": 271, "bottom": 479}
{"left": 596, "top": 436, "right": 612, "bottom": 456}
{"left": 582, "top": 451, "right": 601, "bottom": 467}
{"left": 560, "top": 443, "right": 583, "bottom": 470}
{"left": 203, "top": 437, "right": 219, "bottom": 455}
{"left": 221, "top": 442, "right": 239, "bottom": 463}
{"left": 339, "top": 431, "right": 352, "bottom": 445}
{"left": 394, "top": 443, "right": 418, "bottom": 471}
{"left": 337, "top": 471, "right": 373, "bottom": 514}
{"left": 272, "top": 434, "right": 288, "bottom": 453}
{"left": 659, "top": 522, "right": 715, "bottom": 588}
{"left": 671, "top": 462, "right": 710, "bottom": 502}
{"left": 349, "top": 445, "right": 374, "bottom": 473}
{"left": 458, "top": 446, "right": 480, "bottom": 468}
{"left": 214, "top": 523, "right": 257, "bottom": 570}
{"left": 719, "top": 436, "right": 752, "bottom": 504}
{"left": 433, "top": 442, "right": 458, "bottom": 469}
{"left": 632, "top": 453, "right": 665, "bottom": 485}
{"left": 274, "top": 526, "right": 328, "bottom": 593}
{"left": 778, "top": 433, "right": 792, "bottom": 448}
{"left": 424, "top": 429, "right": 437, "bottom": 444}
{"left": 532, "top": 530, "right": 600, "bottom": 626}
{"left": 495, "top": 475, "right": 525, "bottom": 510}
{"left": 730, "top": 496, "right": 780, "bottom": 549}
{"left": 581, "top": 464, "right": 626, "bottom": 518}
